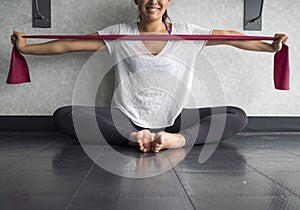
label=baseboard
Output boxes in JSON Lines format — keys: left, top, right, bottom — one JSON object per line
{"left": 0, "top": 116, "right": 299, "bottom": 132}
{"left": 244, "top": 117, "right": 300, "bottom": 132}
{"left": 0, "top": 116, "right": 56, "bottom": 131}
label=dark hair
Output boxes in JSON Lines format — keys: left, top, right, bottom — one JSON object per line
{"left": 162, "top": 10, "right": 171, "bottom": 22}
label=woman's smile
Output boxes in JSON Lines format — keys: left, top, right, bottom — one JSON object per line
{"left": 146, "top": 6, "right": 161, "bottom": 14}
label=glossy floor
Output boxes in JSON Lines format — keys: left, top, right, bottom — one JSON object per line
{"left": 1, "top": 131, "right": 300, "bottom": 210}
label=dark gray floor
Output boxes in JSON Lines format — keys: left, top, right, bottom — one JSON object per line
{"left": 1, "top": 131, "right": 300, "bottom": 210}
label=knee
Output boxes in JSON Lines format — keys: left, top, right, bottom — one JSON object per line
{"left": 227, "top": 106, "right": 248, "bottom": 131}
{"left": 53, "top": 106, "right": 73, "bottom": 127}
{"left": 53, "top": 105, "right": 72, "bottom": 117}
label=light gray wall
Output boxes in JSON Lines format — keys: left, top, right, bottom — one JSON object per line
{"left": 1, "top": 0, "right": 299, "bottom": 116}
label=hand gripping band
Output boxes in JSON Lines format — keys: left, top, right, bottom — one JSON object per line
{"left": 7, "top": 34, "right": 290, "bottom": 90}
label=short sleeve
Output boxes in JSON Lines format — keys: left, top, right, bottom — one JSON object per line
{"left": 186, "top": 23, "right": 213, "bottom": 53}
{"left": 97, "top": 24, "right": 122, "bottom": 54}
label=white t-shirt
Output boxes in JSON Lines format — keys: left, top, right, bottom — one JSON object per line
{"left": 97, "top": 22, "right": 212, "bottom": 128}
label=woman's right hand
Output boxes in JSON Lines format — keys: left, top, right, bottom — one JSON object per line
{"left": 11, "top": 30, "right": 27, "bottom": 53}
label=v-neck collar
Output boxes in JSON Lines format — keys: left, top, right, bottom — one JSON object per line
{"left": 134, "top": 22, "right": 175, "bottom": 57}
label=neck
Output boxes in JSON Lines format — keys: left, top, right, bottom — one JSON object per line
{"left": 138, "top": 19, "right": 167, "bottom": 33}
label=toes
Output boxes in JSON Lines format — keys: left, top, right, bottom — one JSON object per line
{"left": 137, "top": 139, "right": 144, "bottom": 151}
{"left": 142, "top": 130, "right": 152, "bottom": 152}
{"left": 151, "top": 132, "right": 167, "bottom": 153}
{"left": 151, "top": 137, "right": 164, "bottom": 153}
{"left": 136, "top": 131, "right": 144, "bottom": 151}
{"left": 155, "top": 143, "right": 164, "bottom": 152}
{"left": 153, "top": 144, "right": 163, "bottom": 153}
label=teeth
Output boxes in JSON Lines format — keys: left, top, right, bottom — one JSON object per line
{"left": 147, "top": 8, "right": 160, "bottom": 12}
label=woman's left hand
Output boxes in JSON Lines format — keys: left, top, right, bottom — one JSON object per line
{"left": 272, "top": 33, "right": 288, "bottom": 52}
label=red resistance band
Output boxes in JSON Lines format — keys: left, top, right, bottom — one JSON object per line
{"left": 7, "top": 34, "right": 290, "bottom": 90}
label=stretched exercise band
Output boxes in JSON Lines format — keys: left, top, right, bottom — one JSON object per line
{"left": 7, "top": 34, "right": 290, "bottom": 90}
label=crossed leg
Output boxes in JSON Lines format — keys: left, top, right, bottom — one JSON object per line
{"left": 53, "top": 106, "right": 247, "bottom": 153}
{"left": 149, "top": 106, "right": 248, "bottom": 152}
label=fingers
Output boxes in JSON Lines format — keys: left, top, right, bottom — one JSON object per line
{"left": 272, "top": 33, "right": 288, "bottom": 52}
{"left": 13, "top": 30, "right": 25, "bottom": 38}
{"left": 10, "top": 35, "right": 15, "bottom": 45}
{"left": 274, "top": 33, "right": 288, "bottom": 44}
{"left": 282, "top": 35, "right": 288, "bottom": 44}
{"left": 11, "top": 31, "right": 17, "bottom": 45}
{"left": 10, "top": 30, "right": 25, "bottom": 45}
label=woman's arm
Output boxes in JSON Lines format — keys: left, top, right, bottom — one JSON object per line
{"left": 11, "top": 31, "right": 106, "bottom": 55}
{"left": 206, "top": 29, "right": 288, "bottom": 53}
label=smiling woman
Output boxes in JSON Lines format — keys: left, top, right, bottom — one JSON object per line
{"left": 134, "top": 0, "right": 172, "bottom": 35}
{"left": 134, "top": 0, "right": 171, "bottom": 22}
{"left": 10, "top": 0, "right": 287, "bottom": 153}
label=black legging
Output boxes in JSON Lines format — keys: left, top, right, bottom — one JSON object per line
{"left": 53, "top": 106, "right": 248, "bottom": 147}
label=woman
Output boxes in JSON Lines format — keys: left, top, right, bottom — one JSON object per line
{"left": 11, "top": 0, "right": 288, "bottom": 153}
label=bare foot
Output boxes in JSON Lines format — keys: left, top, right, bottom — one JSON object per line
{"left": 128, "top": 129, "right": 155, "bottom": 153}
{"left": 151, "top": 131, "right": 186, "bottom": 153}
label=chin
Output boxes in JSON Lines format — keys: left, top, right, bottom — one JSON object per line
{"left": 143, "top": 15, "right": 163, "bottom": 22}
